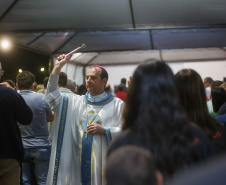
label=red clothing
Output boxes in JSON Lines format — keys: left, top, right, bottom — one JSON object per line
{"left": 116, "top": 91, "right": 127, "bottom": 102}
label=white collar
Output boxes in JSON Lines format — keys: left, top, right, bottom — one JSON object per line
{"left": 88, "top": 91, "right": 107, "bottom": 102}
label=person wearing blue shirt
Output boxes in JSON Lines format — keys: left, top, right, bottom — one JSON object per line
{"left": 16, "top": 71, "right": 54, "bottom": 185}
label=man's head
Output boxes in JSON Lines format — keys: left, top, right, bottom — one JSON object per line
{"left": 105, "top": 146, "right": 163, "bottom": 185}
{"left": 121, "top": 78, "right": 126, "bottom": 85}
{"left": 67, "top": 78, "right": 77, "bottom": 93}
{"left": 16, "top": 71, "right": 35, "bottom": 90}
{"left": 58, "top": 72, "right": 68, "bottom": 88}
{"left": 204, "top": 77, "right": 213, "bottom": 88}
{"left": 86, "top": 65, "right": 108, "bottom": 96}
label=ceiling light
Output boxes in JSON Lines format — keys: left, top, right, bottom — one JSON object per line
{"left": 1, "top": 39, "right": 11, "bottom": 50}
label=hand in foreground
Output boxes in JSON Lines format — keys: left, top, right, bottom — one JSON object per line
{"left": 0, "top": 82, "right": 14, "bottom": 90}
{"left": 128, "top": 76, "right": 133, "bottom": 88}
{"left": 52, "top": 54, "right": 72, "bottom": 74}
{"left": 87, "top": 123, "right": 105, "bottom": 135}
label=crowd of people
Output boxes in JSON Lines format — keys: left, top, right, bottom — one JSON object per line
{"left": 1, "top": 55, "right": 226, "bottom": 185}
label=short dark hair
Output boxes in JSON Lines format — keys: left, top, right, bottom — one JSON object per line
{"left": 77, "top": 84, "right": 87, "bottom": 95}
{"left": 105, "top": 146, "right": 156, "bottom": 185}
{"left": 204, "top": 77, "right": 213, "bottom": 84}
{"left": 16, "top": 71, "right": 35, "bottom": 90}
{"left": 121, "top": 78, "right": 126, "bottom": 84}
{"left": 58, "top": 72, "right": 68, "bottom": 87}
{"left": 100, "top": 68, "right": 108, "bottom": 80}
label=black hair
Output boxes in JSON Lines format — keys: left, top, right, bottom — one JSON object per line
{"left": 77, "top": 84, "right": 87, "bottom": 95}
{"left": 121, "top": 78, "right": 126, "bottom": 85}
{"left": 212, "top": 87, "right": 226, "bottom": 113}
{"left": 175, "top": 69, "right": 219, "bottom": 139}
{"left": 58, "top": 72, "right": 68, "bottom": 87}
{"left": 123, "top": 59, "right": 198, "bottom": 178}
{"left": 100, "top": 68, "right": 108, "bottom": 80}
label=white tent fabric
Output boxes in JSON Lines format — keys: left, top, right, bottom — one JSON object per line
{"left": 54, "top": 48, "right": 226, "bottom": 86}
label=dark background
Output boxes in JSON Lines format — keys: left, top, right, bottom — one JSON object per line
{"left": 0, "top": 46, "right": 50, "bottom": 84}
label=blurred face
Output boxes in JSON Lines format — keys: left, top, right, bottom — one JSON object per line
{"left": 204, "top": 80, "right": 210, "bottom": 88}
{"left": 86, "top": 67, "right": 106, "bottom": 96}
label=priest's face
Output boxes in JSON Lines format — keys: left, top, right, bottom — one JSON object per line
{"left": 86, "top": 67, "right": 107, "bottom": 96}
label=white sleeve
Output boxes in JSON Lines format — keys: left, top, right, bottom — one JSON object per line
{"left": 44, "top": 74, "right": 62, "bottom": 109}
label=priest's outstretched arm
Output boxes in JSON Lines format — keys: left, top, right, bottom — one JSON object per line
{"left": 44, "top": 54, "right": 71, "bottom": 108}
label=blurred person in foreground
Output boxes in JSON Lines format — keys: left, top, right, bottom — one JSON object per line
{"left": 105, "top": 146, "right": 163, "bottom": 185}
{"left": 0, "top": 62, "right": 33, "bottom": 185}
{"left": 165, "top": 153, "right": 226, "bottom": 185}
{"left": 107, "top": 59, "right": 211, "bottom": 181}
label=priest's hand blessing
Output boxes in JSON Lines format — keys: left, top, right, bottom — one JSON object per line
{"left": 87, "top": 123, "right": 105, "bottom": 135}
{"left": 52, "top": 54, "right": 72, "bottom": 75}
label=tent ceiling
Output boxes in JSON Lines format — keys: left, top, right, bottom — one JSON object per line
{"left": 1, "top": 0, "right": 226, "bottom": 66}
{"left": 57, "top": 48, "right": 226, "bottom": 67}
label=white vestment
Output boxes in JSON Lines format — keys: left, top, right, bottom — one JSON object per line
{"left": 44, "top": 74, "right": 124, "bottom": 185}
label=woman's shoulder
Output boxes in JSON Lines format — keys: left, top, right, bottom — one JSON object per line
{"left": 107, "top": 129, "right": 142, "bottom": 157}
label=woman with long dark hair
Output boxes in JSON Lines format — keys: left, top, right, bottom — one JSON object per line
{"left": 107, "top": 60, "right": 211, "bottom": 180}
{"left": 175, "top": 69, "right": 225, "bottom": 154}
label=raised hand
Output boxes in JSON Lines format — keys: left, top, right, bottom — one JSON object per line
{"left": 128, "top": 76, "right": 133, "bottom": 87}
{"left": 52, "top": 54, "right": 72, "bottom": 74}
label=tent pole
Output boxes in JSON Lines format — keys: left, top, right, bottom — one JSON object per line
{"left": 83, "top": 66, "right": 86, "bottom": 84}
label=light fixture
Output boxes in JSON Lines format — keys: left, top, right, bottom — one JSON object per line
{"left": 41, "top": 67, "right": 45, "bottom": 72}
{"left": 1, "top": 39, "right": 11, "bottom": 50}
{"left": 19, "top": 69, "right": 22, "bottom": 73}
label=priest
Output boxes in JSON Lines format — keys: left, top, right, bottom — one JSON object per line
{"left": 44, "top": 54, "right": 125, "bottom": 185}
